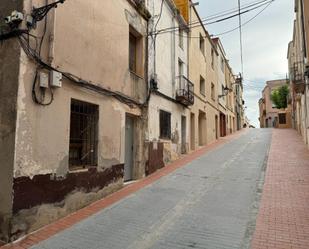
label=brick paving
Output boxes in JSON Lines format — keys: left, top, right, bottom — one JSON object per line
{"left": 251, "top": 129, "right": 309, "bottom": 249}
{"left": 1, "top": 130, "right": 247, "bottom": 249}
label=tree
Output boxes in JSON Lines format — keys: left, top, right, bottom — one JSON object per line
{"left": 270, "top": 85, "right": 289, "bottom": 109}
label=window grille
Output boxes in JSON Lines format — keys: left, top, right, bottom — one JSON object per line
{"left": 69, "top": 99, "right": 98, "bottom": 169}
{"left": 159, "top": 110, "right": 171, "bottom": 139}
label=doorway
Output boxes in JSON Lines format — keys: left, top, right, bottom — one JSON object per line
{"left": 190, "top": 113, "right": 195, "bottom": 150}
{"left": 220, "top": 113, "right": 226, "bottom": 137}
{"left": 181, "top": 116, "right": 187, "bottom": 154}
{"left": 198, "top": 111, "right": 206, "bottom": 146}
{"left": 215, "top": 115, "right": 219, "bottom": 139}
{"left": 124, "top": 115, "right": 134, "bottom": 181}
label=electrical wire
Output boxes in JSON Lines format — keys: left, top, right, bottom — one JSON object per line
{"left": 30, "top": 0, "right": 54, "bottom": 106}
{"left": 238, "top": 0, "right": 245, "bottom": 78}
{"left": 2, "top": 1, "right": 144, "bottom": 108}
{"left": 213, "top": 0, "right": 273, "bottom": 37}
{"left": 158, "top": 0, "right": 272, "bottom": 34}
{"left": 151, "top": 0, "right": 164, "bottom": 82}
{"left": 201, "top": 0, "right": 269, "bottom": 21}
{"left": 150, "top": 0, "right": 274, "bottom": 36}
{"left": 18, "top": 28, "right": 143, "bottom": 108}
{"left": 172, "top": 0, "right": 274, "bottom": 40}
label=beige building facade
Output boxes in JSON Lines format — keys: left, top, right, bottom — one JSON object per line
{"left": 188, "top": 5, "right": 219, "bottom": 150}
{"left": 0, "top": 0, "right": 150, "bottom": 242}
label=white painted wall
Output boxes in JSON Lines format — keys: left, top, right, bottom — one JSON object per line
{"left": 146, "top": 0, "right": 190, "bottom": 158}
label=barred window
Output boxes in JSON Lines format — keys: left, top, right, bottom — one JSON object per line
{"left": 69, "top": 99, "right": 98, "bottom": 170}
{"left": 160, "top": 110, "right": 171, "bottom": 139}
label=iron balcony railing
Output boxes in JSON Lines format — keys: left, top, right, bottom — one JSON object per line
{"left": 290, "top": 62, "right": 305, "bottom": 93}
{"left": 290, "top": 62, "right": 304, "bottom": 83}
{"left": 176, "top": 75, "right": 194, "bottom": 106}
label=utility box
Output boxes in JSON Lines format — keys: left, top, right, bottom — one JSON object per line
{"left": 50, "top": 70, "right": 62, "bottom": 88}
{"left": 39, "top": 72, "right": 49, "bottom": 88}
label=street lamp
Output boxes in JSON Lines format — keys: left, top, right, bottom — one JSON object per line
{"left": 218, "top": 86, "right": 230, "bottom": 98}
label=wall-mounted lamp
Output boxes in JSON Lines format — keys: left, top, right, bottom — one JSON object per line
{"left": 218, "top": 86, "right": 230, "bottom": 98}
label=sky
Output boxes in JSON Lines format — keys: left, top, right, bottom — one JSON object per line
{"left": 197, "top": 0, "right": 295, "bottom": 127}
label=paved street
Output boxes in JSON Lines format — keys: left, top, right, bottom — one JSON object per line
{"left": 26, "top": 129, "right": 271, "bottom": 249}
{"left": 251, "top": 129, "right": 309, "bottom": 249}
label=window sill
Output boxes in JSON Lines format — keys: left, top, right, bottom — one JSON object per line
{"left": 69, "top": 166, "right": 97, "bottom": 173}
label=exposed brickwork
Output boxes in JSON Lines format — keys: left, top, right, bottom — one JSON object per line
{"left": 251, "top": 129, "right": 309, "bottom": 249}
{"left": 0, "top": 130, "right": 247, "bottom": 249}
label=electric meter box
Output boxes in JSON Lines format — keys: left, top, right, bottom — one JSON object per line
{"left": 39, "top": 72, "right": 49, "bottom": 88}
{"left": 50, "top": 70, "right": 62, "bottom": 88}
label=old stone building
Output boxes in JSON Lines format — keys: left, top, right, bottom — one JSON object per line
{"left": 0, "top": 0, "right": 150, "bottom": 242}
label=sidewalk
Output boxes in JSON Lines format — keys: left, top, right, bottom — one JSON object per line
{"left": 1, "top": 130, "right": 246, "bottom": 249}
{"left": 251, "top": 129, "right": 309, "bottom": 249}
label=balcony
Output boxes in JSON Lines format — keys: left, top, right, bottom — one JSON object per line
{"left": 176, "top": 76, "right": 194, "bottom": 106}
{"left": 290, "top": 62, "right": 305, "bottom": 93}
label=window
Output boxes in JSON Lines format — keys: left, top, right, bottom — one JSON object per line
{"left": 211, "top": 82, "right": 215, "bottom": 100}
{"left": 69, "top": 99, "right": 98, "bottom": 170}
{"left": 129, "top": 32, "right": 137, "bottom": 72}
{"left": 199, "top": 33, "right": 205, "bottom": 55}
{"left": 179, "top": 28, "right": 184, "bottom": 48}
{"left": 200, "top": 76, "right": 205, "bottom": 96}
{"left": 160, "top": 110, "right": 171, "bottom": 139}
{"left": 129, "top": 27, "right": 142, "bottom": 74}
{"left": 211, "top": 49, "right": 214, "bottom": 69}
{"left": 279, "top": 113, "right": 286, "bottom": 124}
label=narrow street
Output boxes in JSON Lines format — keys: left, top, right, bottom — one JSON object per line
{"left": 27, "top": 129, "right": 271, "bottom": 249}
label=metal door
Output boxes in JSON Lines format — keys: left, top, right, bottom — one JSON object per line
{"left": 124, "top": 115, "right": 134, "bottom": 181}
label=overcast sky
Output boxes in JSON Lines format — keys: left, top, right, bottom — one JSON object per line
{"left": 197, "top": 0, "right": 294, "bottom": 127}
